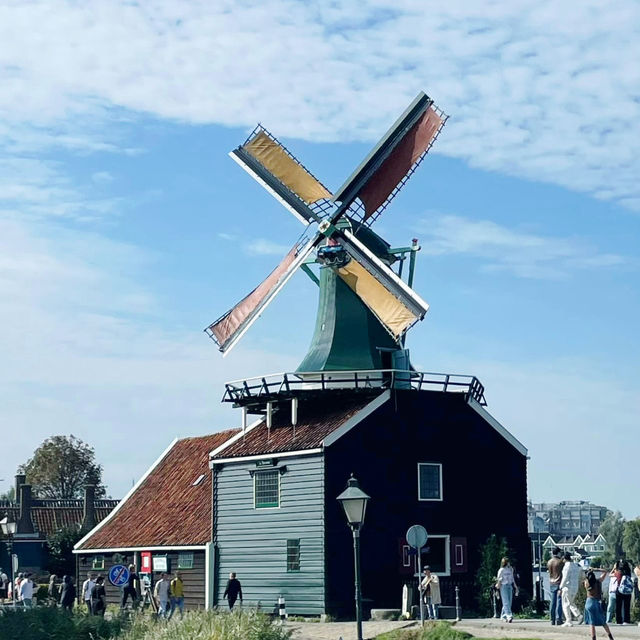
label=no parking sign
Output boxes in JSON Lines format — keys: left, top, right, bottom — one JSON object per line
{"left": 108, "top": 564, "right": 130, "bottom": 588}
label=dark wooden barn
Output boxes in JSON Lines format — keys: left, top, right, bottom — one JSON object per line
{"left": 210, "top": 378, "right": 530, "bottom": 616}
{"left": 74, "top": 431, "right": 237, "bottom": 609}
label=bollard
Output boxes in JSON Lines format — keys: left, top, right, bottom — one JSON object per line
{"left": 455, "top": 586, "right": 461, "bottom": 621}
{"left": 278, "top": 594, "right": 286, "bottom": 623}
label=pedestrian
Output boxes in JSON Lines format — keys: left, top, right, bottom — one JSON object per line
{"left": 0, "top": 567, "right": 8, "bottom": 604}
{"left": 615, "top": 560, "right": 633, "bottom": 625}
{"left": 606, "top": 561, "right": 620, "bottom": 623}
{"left": 81, "top": 572, "right": 96, "bottom": 614}
{"left": 420, "top": 566, "right": 441, "bottom": 620}
{"left": 584, "top": 568, "right": 614, "bottom": 640}
{"left": 121, "top": 564, "right": 139, "bottom": 609}
{"left": 168, "top": 571, "right": 185, "bottom": 620}
{"left": 154, "top": 572, "right": 171, "bottom": 619}
{"left": 14, "top": 572, "right": 23, "bottom": 605}
{"left": 547, "top": 547, "right": 565, "bottom": 625}
{"left": 223, "top": 572, "right": 243, "bottom": 611}
{"left": 19, "top": 573, "right": 34, "bottom": 608}
{"left": 560, "top": 552, "right": 584, "bottom": 626}
{"left": 60, "top": 575, "right": 76, "bottom": 612}
{"left": 495, "top": 557, "right": 519, "bottom": 623}
{"left": 48, "top": 574, "right": 60, "bottom": 606}
{"left": 90, "top": 576, "right": 106, "bottom": 616}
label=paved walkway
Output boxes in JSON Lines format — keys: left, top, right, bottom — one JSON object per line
{"left": 288, "top": 618, "right": 640, "bottom": 640}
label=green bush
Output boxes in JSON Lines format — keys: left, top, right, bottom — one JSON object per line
{"left": 0, "top": 606, "right": 125, "bottom": 640}
{"left": 120, "top": 609, "right": 292, "bottom": 640}
{"left": 35, "top": 584, "right": 49, "bottom": 604}
{"left": 377, "top": 621, "right": 472, "bottom": 640}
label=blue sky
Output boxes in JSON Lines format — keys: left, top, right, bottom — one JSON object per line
{"left": 1, "top": 1, "right": 639, "bottom": 517}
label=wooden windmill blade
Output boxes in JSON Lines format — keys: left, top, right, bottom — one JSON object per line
{"left": 205, "top": 238, "right": 316, "bottom": 354}
{"left": 331, "top": 230, "right": 430, "bottom": 340}
{"left": 230, "top": 126, "right": 333, "bottom": 226}
{"left": 331, "top": 92, "right": 447, "bottom": 226}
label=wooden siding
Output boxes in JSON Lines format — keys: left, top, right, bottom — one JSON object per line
{"left": 77, "top": 550, "right": 206, "bottom": 610}
{"left": 214, "top": 455, "right": 325, "bottom": 615}
{"left": 324, "top": 389, "right": 531, "bottom": 616}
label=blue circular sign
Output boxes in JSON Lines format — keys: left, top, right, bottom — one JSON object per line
{"left": 108, "top": 564, "right": 130, "bottom": 587}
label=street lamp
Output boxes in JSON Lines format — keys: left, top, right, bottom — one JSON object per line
{"left": 0, "top": 515, "right": 17, "bottom": 608}
{"left": 336, "top": 475, "right": 370, "bottom": 640}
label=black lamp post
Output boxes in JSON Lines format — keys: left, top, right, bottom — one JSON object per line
{"left": 0, "top": 515, "right": 17, "bottom": 608}
{"left": 336, "top": 475, "right": 370, "bottom": 640}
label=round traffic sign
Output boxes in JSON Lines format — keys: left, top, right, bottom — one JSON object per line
{"left": 406, "top": 524, "right": 428, "bottom": 549}
{"left": 108, "top": 564, "right": 130, "bottom": 587}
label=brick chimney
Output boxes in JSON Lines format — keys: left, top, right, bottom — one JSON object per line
{"left": 82, "top": 485, "right": 96, "bottom": 531}
{"left": 17, "top": 483, "right": 35, "bottom": 534}
{"left": 15, "top": 474, "right": 26, "bottom": 502}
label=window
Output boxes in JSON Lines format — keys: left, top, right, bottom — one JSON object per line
{"left": 254, "top": 470, "right": 280, "bottom": 508}
{"left": 287, "top": 539, "right": 300, "bottom": 571}
{"left": 92, "top": 555, "right": 104, "bottom": 570}
{"left": 418, "top": 535, "right": 451, "bottom": 575}
{"left": 454, "top": 544, "right": 464, "bottom": 566}
{"left": 418, "top": 463, "right": 442, "bottom": 501}
{"left": 192, "top": 474, "right": 205, "bottom": 486}
{"left": 178, "top": 552, "right": 194, "bottom": 569}
{"left": 402, "top": 545, "right": 411, "bottom": 567}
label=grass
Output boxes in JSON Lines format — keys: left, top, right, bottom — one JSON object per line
{"left": 0, "top": 606, "right": 292, "bottom": 640}
{"left": 375, "top": 621, "right": 546, "bottom": 640}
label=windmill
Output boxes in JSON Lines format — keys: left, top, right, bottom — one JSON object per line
{"left": 205, "top": 92, "right": 447, "bottom": 374}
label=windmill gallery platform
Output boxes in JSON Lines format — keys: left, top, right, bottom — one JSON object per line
{"left": 75, "top": 91, "right": 531, "bottom": 616}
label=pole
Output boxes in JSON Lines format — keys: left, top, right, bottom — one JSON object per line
{"left": 417, "top": 545, "right": 424, "bottom": 627}
{"left": 352, "top": 528, "right": 363, "bottom": 640}
{"left": 9, "top": 539, "right": 16, "bottom": 609}
{"left": 537, "top": 532, "right": 543, "bottom": 610}
{"left": 455, "top": 586, "right": 461, "bottom": 621}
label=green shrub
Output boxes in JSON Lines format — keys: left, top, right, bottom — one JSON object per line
{"left": 377, "top": 621, "right": 472, "bottom": 640}
{"left": 119, "top": 608, "right": 292, "bottom": 640}
{"left": 0, "top": 606, "right": 125, "bottom": 640}
{"left": 35, "top": 584, "right": 49, "bottom": 604}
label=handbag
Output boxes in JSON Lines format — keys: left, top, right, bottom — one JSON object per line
{"left": 618, "top": 575, "right": 633, "bottom": 595}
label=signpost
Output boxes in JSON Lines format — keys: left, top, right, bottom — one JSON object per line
{"left": 108, "top": 564, "right": 130, "bottom": 588}
{"left": 406, "top": 525, "right": 428, "bottom": 627}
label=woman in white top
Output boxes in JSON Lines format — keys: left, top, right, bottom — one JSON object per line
{"left": 496, "top": 557, "right": 519, "bottom": 622}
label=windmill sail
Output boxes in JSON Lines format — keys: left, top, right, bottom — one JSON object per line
{"left": 332, "top": 92, "right": 446, "bottom": 225}
{"left": 205, "top": 239, "right": 315, "bottom": 354}
{"left": 334, "top": 230, "right": 429, "bottom": 340}
{"left": 230, "top": 127, "right": 332, "bottom": 225}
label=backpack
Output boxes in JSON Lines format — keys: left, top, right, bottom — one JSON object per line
{"left": 618, "top": 575, "right": 633, "bottom": 595}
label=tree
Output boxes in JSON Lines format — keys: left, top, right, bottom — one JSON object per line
{"left": 622, "top": 518, "right": 640, "bottom": 565}
{"left": 0, "top": 486, "right": 15, "bottom": 501}
{"left": 46, "top": 526, "right": 84, "bottom": 577}
{"left": 599, "top": 511, "right": 625, "bottom": 565}
{"left": 475, "top": 534, "right": 511, "bottom": 615}
{"left": 19, "top": 435, "right": 105, "bottom": 499}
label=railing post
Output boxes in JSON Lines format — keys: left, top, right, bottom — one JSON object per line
{"left": 455, "top": 585, "right": 461, "bottom": 621}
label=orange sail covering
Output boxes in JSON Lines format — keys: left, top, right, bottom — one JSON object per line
{"left": 359, "top": 107, "right": 442, "bottom": 218}
{"left": 207, "top": 244, "right": 300, "bottom": 351}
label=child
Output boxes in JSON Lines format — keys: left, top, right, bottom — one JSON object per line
{"left": 584, "top": 568, "right": 614, "bottom": 640}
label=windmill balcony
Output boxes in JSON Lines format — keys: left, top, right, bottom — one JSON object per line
{"left": 222, "top": 369, "right": 486, "bottom": 413}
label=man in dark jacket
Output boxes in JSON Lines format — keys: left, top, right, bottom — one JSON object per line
{"left": 223, "top": 572, "right": 243, "bottom": 610}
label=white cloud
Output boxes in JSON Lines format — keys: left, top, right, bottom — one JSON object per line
{"left": 244, "top": 238, "right": 292, "bottom": 257}
{"left": 417, "top": 213, "right": 630, "bottom": 279}
{"left": 91, "top": 171, "right": 113, "bottom": 184}
{"left": 1, "top": 1, "right": 640, "bottom": 209}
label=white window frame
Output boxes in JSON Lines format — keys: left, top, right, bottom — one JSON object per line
{"left": 414, "top": 534, "right": 451, "bottom": 577}
{"left": 454, "top": 543, "right": 464, "bottom": 567}
{"left": 417, "top": 463, "right": 443, "bottom": 502}
{"left": 253, "top": 469, "right": 281, "bottom": 510}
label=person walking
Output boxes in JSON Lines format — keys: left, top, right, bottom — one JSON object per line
{"left": 223, "top": 572, "right": 243, "bottom": 611}
{"left": 496, "top": 557, "right": 519, "bottom": 623}
{"left": 560, "top": 552, "right": 583, "bottom": 626}
{"left": 0, "top": 568, "right": 8, "bottom": 604}
{"left": 584, "top": 568, "right": 614, "bottom": 640}
{"left": 168, "top": 571, "right": 185, "bottom": 620}
{"left": 60, "top": 575, "right": 76, "bottom": 612}
{"left": 81, "top": 572, "right": 96, "bottom": 613}
{"left": 19, "top": 573, "right": 34, "bottom": 608}
{"left": 154, "top": 572, "right": 171, "bottom": 619}
{"left": 47, "top": 574, "right": 60, "bottom": 606}
{"left": 90, "top": 576, "right": 106, "bottom": 616}
{"left": 548, "top": 547, "right": 565, "bottom": 625}
{"left": 615, "top": 561, "right": 633, "bottom": 625}
{"left": 606, "top": 562, "right": 620, "bottom": 624}
{"left": 420, "top": 566, "right": 441, "bottom": 620}
{"left": 121, "top": 564, "right": 139, "bottom": 610}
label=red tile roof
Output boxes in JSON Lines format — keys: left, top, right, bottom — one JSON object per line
{"left": 0, "top": 502, "right": 118, "bottom": 538}
{"left": 213, "top": 395, "right": 373, "bottom": 459}
{"left": 77, "top": 431, "right": 238, "bottom": 550}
